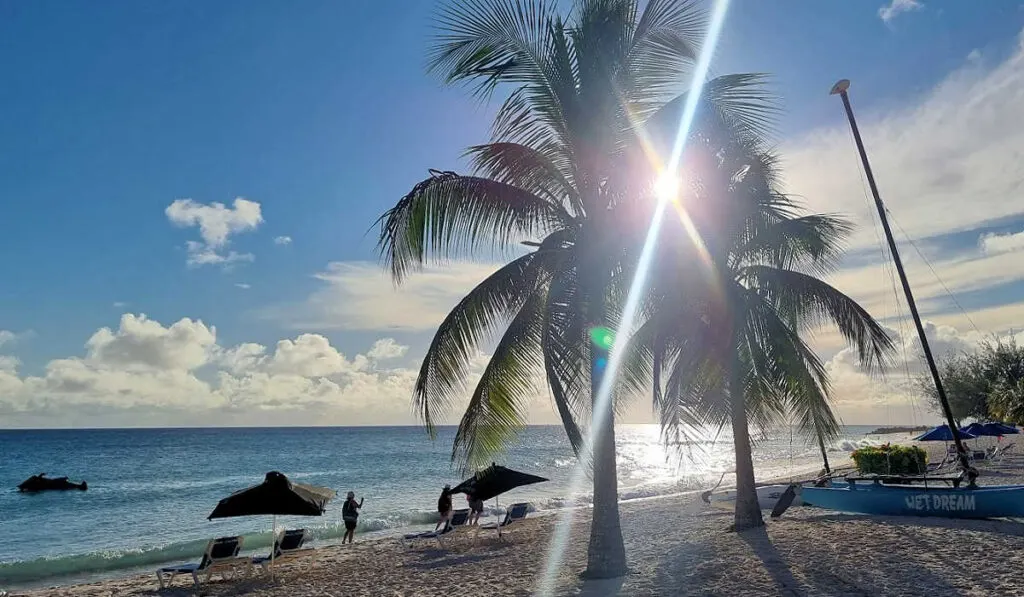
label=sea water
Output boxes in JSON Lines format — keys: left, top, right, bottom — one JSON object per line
{"left": 0, "top": 425, "right": 874, "bottom": 588}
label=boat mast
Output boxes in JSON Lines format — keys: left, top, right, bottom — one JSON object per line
{"left": 830, "top": 79, "right": 973, "bottom": 474}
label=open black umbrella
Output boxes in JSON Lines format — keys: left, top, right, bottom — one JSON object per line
{"left": 451, "top": 463, "right": 547, "bottom": 502}
{"left": 208, "top": 471, "right": 335, "bottom": 572}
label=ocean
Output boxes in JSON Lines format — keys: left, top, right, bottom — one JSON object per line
{"left": 0, "top": 425, "right": 876, "bottom": 588}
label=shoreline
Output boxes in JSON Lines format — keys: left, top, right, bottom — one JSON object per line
{"left": 2, "top": 460, "right": 833, "bottom": 593}
{"left": 8, "top": 445, "right": 1024, "bottom": 596}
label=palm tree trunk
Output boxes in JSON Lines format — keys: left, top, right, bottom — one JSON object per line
{"left": 729, "top": 323, "right": 763, "bottom": 531}
{"left": 582, "top": 260, "right": 627, "bottom": 579}
{"left": 584, "top": 389, "right": 627, "bottom": 578}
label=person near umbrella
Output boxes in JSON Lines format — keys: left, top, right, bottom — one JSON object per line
{"left": 466, "top": 490, "right": 484, "bottom": 525}
{"left": 341, "top": 491, "right": 363, "bottom": 544}
{"left": 435, "top": 484, "right": 452, "bottom": 531}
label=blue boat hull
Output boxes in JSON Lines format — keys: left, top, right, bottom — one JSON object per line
{"left": 802, "top": 483, "right": 1024, "bottom": 519}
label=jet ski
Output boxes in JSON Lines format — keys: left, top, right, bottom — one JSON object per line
{"left": 17, "top": 473, "right": 88, "bottom": 492}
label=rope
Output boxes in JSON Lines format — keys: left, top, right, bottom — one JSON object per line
{"left": 884, "top": 207, "right": 981, "bottom": 334}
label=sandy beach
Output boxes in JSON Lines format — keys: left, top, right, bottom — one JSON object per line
{"left": 10, "top": 435, "right": 1024, "bottom": 597}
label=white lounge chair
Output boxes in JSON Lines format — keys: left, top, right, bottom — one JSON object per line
{"left": 252, "top": 528, "right": 316, "bottom": 572}
{"left": 404, "top": 508, "right": 471, "bottom": 547}
{"left": 156, "top": 536, "right": 251, "bottom": 588}
{"left": 479, "top": 502, "right": 530, "bottom": 539}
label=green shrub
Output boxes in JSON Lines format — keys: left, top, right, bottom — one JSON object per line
{"left": 851, "top": 444, "right": 927, "bottom": 475}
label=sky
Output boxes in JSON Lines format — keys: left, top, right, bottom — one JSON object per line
{"left": 1, "top": 0, "right": 1023, "bottom": 428}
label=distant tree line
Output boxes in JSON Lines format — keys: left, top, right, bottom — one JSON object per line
{"left": 919, "top": 338, "right": 1024, "bottom": 425}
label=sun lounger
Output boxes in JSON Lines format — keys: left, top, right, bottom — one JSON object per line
{"left": 479, "top": 502, "right": 530, "bottom": 539}
{"left": 156, "top": 536, "right": 251, "bottom": 588}
{"left": 403, "top": 509, "right": 470, "bottom": 546}
{"left": 252, "top": 528, "right": 316, "bottom": 572}
{"left": 991, "top": 442, "right": 1016, "bottom": 462}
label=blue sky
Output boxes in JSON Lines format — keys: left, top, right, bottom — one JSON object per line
{"left": 2, "top": 0, "right": 1024, "bottom": 427}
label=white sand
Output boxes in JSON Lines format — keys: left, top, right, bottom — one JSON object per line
{"left": 11, "top": 439, "right": 1024, "bottom": 596}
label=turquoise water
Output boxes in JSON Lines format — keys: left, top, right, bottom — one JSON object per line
{"left": 0, "top": 425, "right": 871, "bottom": 588}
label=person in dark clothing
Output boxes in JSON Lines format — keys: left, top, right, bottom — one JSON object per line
{"left": 435, "top": 484, "right": 452, "bottom": 531}
{"left": 342, "top": 491, "right": 363, "bottom": 544}
{"left": 467, "top": 491, "right": 484, "bottom": 525}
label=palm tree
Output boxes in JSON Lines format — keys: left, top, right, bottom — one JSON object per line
{"left": 629, "top": 119, "right": 896, "bottom": 530}
{"left": 376, "top": 0, "right": 781, "bottom": 575}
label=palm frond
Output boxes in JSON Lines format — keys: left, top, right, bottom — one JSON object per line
{"left": 452, "top": 293, "right": 547, "bottom": 471}
{"left": 734, "top": 214, "right": 853, "bottom": 273}
{"left": 741, "top": 265, "right": 896, "bottom": 372}
{"left": 542, "top": 259, "right": 588, "bottom": 453}
{"left": 744, "top": 294, "right": 841, "bottom": 440}
{"left": 626, "top": 0, "right": 704, "bottom": 105}
{"left": 646, "top": 73, "right": 779, "bottom": 152}
{"left": 376, "top": 171, "right": 568, "bottom": 282}
{"left": 465, "top": 142, "right": 580, "bottom": 213}
{"left": 414, "top": 252, "right": 549, "bottom": 434}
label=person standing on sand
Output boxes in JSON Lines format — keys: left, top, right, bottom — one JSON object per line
{"left": 342, "top": 491, "right": 363, "bottom": 544}
{"left": 435, "top": 484, "right": 452, "bottom": 531}
{"left": 467, "top": 491, "right": 484, "bottom": 525}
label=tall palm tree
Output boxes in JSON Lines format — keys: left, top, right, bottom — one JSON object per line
{"left": 376, "top": 0, "right": 778, "bottom": 575}
{"left": 629, "top": 118, "right": 896, "bottom": 530}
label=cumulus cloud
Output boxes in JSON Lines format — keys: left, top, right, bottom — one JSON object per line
{"left": 367, "top": 338, "right": 408, "bottom": 361}
{"left": 878, "top": 0, "right": 923, "bottom": 23}
{"left": 824, "top": 320, "right": 992, "bottom": 424}
{"left": 980, "top": 230, "right": 1024, "bottom": 255}
{"left": 264, "top": 261, "right": 502, "bottom": 331}
{"left": 0, "top": 312, "right": 557, "bottom": 427}
{"left": 166, "top": 197, "right": 263, "bottom": 268}
{"left": 0, "top": 314, "right": 450, "bottom": 424}
{"left": 0, "top": 330, "right": 16, "bottom": 348}
{"left": 273, "top": 236, "right": 292, "bottom": 246}
{"left": 85, "top": 314, "right": 216, "bottom": 371}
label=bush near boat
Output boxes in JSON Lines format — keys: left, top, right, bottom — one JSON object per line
{"left": 851, "top": 444, "right": 927, "bottom": 475}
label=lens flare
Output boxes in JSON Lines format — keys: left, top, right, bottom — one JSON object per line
{"left": 654, "top": 173, "right": 681, "bottom": 203}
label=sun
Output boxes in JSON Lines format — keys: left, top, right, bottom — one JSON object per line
{"left": 653, "top": 172, "right": 681, "bottom": 203}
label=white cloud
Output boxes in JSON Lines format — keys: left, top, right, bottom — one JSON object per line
{"left": 184, "top": 242, "right": 254, "bottom": 268}
{"left": 273, "top": 236, "right": 292, "bottom": 246}
{"left": 265, "top": 261, "right": 502, "bottom": 331}
{"left": 0, "top": 312, "right": 559, "bottom": 427}
{"left": 235, "top": 283, "right": 252, "bottom": 290}
{"left": 367, "top": 338, "right": 408, "bottom": 361}
{"left": 0, "top": 355, "right": 20, "bottom": 373}
{"left": 0, "top": 331, "right": 16, "bottom": 348}
{"left": 85, "top": 314, "right": 216, "bottom": 371}
{"left": 166, "top": 197, "right": 263, "bottom": 268}
{"left": 782, "top": 31, "right": 1024, "bottom": 251}
{"left": 0, "top": 314, "right": 427, "bottom": 422}
{"left": 822, "top": 320, "right": 1005, "bottom": 424}
{"left": 112, "top": 301, "right": 128, "bottom": 308}
{"left": 980, "top": 230, "right": 1024, "bottom": 255}
{"left": 878, "top": 0, "right": 923, "bottom": 23}
{"left": 967, "top": 48, "right": 982, "bottom": 63}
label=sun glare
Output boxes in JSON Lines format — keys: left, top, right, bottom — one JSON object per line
{"left": 654, "top": 173, "right": 681, "bottom": 203}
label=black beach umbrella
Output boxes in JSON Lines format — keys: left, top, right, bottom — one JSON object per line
{"left": 208, "top": 471, "right": 335, "bottom": 572}
{"left": 451, "top": 463, "right": 547, "bottom": 502}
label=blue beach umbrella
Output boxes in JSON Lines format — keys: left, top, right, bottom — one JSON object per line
{"left": 960, "top": 422, "right": 1019, "bottom": 438}
{"left": 913, "top": 424, "right": 977, "bottom": 442}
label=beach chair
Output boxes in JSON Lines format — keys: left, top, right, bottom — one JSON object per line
{"left": 252, "top": 528, "right": 316, "bottom": 572}
{"left": 479, "top": 502, "right": 530, "bottom": 540}
{"left": 403, "top": 509, "right": 471, "bottom": 547}
{"left": 991, "top": 442, "right": 1016, "bottom": 462}
{"left": 156, "top": 536, "right": 251, "bottom": 589}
